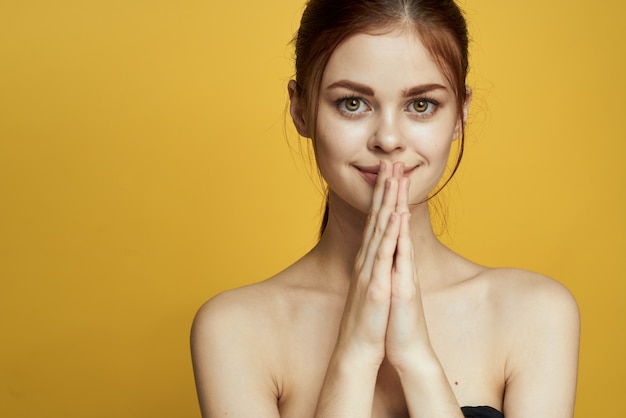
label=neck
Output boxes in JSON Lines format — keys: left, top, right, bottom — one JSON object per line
{"left": 309, "top": 192, "right": 452, "bottom": 293}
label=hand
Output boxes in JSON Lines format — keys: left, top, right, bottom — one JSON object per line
{"left": 321, "top": 161, "right": 463, "bottom": 418}
{"left": 333, "top": 160, "right": 406, "bottom": 367}
{"left": 384, "top": 171, "right": 434, "bottom": 372}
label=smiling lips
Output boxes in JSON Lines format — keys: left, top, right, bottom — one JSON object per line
{"left": 356, "top": 164, "right": 417, "bottom": 185}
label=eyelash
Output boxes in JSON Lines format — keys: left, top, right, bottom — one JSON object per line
{"left": 408, "top": 97, "right": 440, "bottom": 116}
{"left": 335, "top": 96, "right": 440, "bottom": 118}
{"left": 335, "top": 96, "right": 369, "bottom": 116}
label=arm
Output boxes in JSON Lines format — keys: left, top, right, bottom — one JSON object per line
{"left": 191, "top": 293, "right": 281, "bottom": 418}
{"left": 503, "top": 276, "right": 580, "bottom": 418}
{"left": 385, "top": 173, "right": 464, "bottom": 418}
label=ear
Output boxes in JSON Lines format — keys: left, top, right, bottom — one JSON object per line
{"left": 453, "top": 85, "right": 472, "bottom": 140}
{"left": 288, "top": 80, "right": 311, "bottom": 138}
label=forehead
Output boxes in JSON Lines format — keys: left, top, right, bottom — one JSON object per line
{"left": 321, "top": 29, "right": 449, "bottom": 90}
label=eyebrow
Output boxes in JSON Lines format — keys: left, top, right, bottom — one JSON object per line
{"left": 326, "top": 80, "right": 374, "bottom": 96}
{"left": 326, "top": 80, "right": 448, "bottom": 97}
{"left": 402, "top": 84, "right": 448, "bottom": 97}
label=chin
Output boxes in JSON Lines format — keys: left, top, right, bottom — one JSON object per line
{"left": 327, "top": 189, "right": 371, "bottom": 217}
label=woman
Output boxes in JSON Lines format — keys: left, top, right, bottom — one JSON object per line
{"left": 191, "top": 1, "right": 580, "bottom": 417}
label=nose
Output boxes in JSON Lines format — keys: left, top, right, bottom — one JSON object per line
{"left": 367, "top": 110, "right": 405, "bottom": 154}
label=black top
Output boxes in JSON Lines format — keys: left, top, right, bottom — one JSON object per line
{"left": 461, "top": 406, "right": 504, "bottom": 418}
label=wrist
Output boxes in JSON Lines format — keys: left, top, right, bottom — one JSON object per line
{"left": 394, "top": 352, "right": 462, "bottom": 417}
{"left": 392, "top": 345, "right": 442, "bottom": 379}
{"left": 331, "top": 343, "right": 383, "bottom": 375}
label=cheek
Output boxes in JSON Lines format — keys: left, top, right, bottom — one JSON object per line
{"left": 315, "top": 111, "right": 371, "bottom": 161}
{"left": 405, "top": 119, "right": 456, "bottom": 158}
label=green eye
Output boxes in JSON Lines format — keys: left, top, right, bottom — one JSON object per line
{"left": 413, "top": 100, "right": 429, "bottom": 113}
{"left": 344, "top": 98, "right": 361, "bottom": 112}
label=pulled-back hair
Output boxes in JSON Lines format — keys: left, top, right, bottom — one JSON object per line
{"left": 292, "top": 0, "right": 470, "bottom": 234}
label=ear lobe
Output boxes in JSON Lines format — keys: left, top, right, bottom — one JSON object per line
{"left": 288, "top": 80, "right": 311, "bottom": 138}
{"left": 453, "top": 85, "right": 472, "bottom": 140}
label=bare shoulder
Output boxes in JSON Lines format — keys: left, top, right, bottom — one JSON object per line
{"left": 192, "top": 279, "right": 282, "bottom": 338}
{"left": 192, "top": 260, "right": 339, "bottom": 343}
{"left": 478, "top": 267, "right": 579, "bottom": 324}
{"left": 190, "top": 278, "right": 293, "bottom": 418}
{"left": 190, "top": 276, "right": 294, "bottom": 375}
{"left": 476, "top": 267, "right": 580, "bottom": 417}
{"left": 190, "top": 258, "right": 343, "bottom": 417}
{"left": 446, "top": 265, "right": 580, "bottom": 353}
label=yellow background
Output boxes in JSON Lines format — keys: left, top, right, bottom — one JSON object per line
{"left": 1, "top": 0, "right": 624, "bottom": 417}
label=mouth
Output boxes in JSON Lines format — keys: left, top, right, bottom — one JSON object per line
{"left": 356, "top": 164, "right": 418, "bottom": 185}
{"left": 357, "top": 167, "right": 379, "bottom": 185}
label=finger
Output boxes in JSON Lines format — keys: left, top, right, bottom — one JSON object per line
{"left": 370, "top": 160, "right": 391, "bottom": 217}
{"left": 392, "top": 160, "right": 404, "bottom": 179}
{"left": 362, "top": 160, "right": 391, "bottom": 240}
{"left": 357, "top": 160, "right": 394, "bottom": 266}
{"left": 356, "top": 212, "right": 401, "bottom": 345}
{"left": 393, "top": 212, "right": 414, "bottom": 282}
{"left": 388, "top": 213, "right": 418, "bottom": 347}
{"left": 360, "top": 176, "right": 399, "bottom": 276}
{"left": 391, "top": 161, "right": 407, "bottom": 214}
{"left": 369, "top": 211, "right": 401, "bottom": 297}
{"left": 396, "top": 177, "right": 410, "bottom": 215}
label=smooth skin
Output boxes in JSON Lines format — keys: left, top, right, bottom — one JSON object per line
{"left": 191, "top": 29, "right": 580, "bottom": 418}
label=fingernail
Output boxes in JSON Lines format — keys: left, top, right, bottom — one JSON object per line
{"left": 395, "top": 161, "right": 404, "bottom": 177}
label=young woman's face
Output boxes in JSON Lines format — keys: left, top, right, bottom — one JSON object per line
{"left": 314, "top": 29, "right": 466, "bottom": 214}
